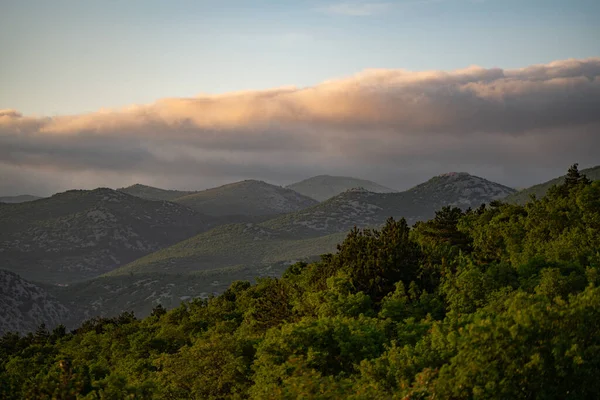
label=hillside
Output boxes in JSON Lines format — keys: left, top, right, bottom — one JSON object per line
{"left": 266, "top": 172, "right": 516, "bottom": 237}
{"left": 49, "top": 262, "right": 305, "bottom": 323}
{"left": 286, "top": 174, "right": 396, "bottom": 201}
{"left": 405, "top": 172, "right": 515, "bottom": 207}
{"left": 0, "top": 195, "right": 44, "bottom": 204}
{"left": 117, "top": 183, "right": 196, "bottom": 201}
{"left": 0, "top": 269, "right": 71, "bottom": 335}
{"left": 0, "top": 188, "right": 212, "bottom": 284}
{"left": 105, "top": 223, "right": 345, "bottom": 276}
{"left": 173, "top": 180, "right": 318, "bottom": 216}
{"left": 503, "top": 165, "right": 600, "bottom": 204}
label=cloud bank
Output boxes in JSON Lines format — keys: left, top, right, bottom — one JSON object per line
{"left": 1, "top": 57, "right": 599, "bottom": 195}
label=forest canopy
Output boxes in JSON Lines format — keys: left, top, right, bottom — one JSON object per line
{"left": 1, "top": 165, "right": 599, "bottom": 399}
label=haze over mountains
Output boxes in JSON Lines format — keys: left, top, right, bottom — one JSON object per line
{"left": 0, "top": 167, "right": 597, "bottom": 332}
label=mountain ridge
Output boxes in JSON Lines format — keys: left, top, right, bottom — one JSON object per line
{"left": 173, "top": 179, "right": 318, "bottom": 216}
{"left": 286, "top": 174, "right": 396, "bottom": 201}
{"left": 117, "top": 184, "right": 196, "bottom": 201}
{"left": 266, "top": 172, "right": 516, "bottom": 237}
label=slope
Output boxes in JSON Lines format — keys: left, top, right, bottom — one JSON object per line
{"left": 105, "top": 223, "right": 345, "bottom": 276}
{"left": 0, "top": 269, "right": 71, "bottom": 335}
{"left": 503, "top": 165, "right": 600, "bottom": 204}
{"left": 0, "top": 188, "right": 212, "bottom": 284}
{"left": 173, "top": 180, "right": 318, "bottom": 216}
{"left": 286, "top": 174, "right": 396, "bottom": 201}
{"left": 49, "top": 262, "right": 306, "bottom": 323}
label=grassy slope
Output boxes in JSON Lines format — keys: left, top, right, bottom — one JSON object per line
{"left": 105, "top": 222, "right": 345, "bottom": 276}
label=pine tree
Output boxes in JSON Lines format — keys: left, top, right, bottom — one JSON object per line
{"left": 34, "top": 323, "right": 49, "bottom": 344}
{"left": 564, "top": 163, "right": 591, "bottom": 188}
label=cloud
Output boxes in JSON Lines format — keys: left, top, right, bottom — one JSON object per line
{"left": 317, "top": 2, "right": 392, "bottom": 16}
{"left": 1, "top": 57, "right": 600, "bottom": 195}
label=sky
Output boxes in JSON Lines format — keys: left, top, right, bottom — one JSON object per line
{"left": 1, "top": 0, "right": 599, "bottom": 196}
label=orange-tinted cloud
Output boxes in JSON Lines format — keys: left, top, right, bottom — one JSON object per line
{"left": 1, "top": 57, "right": 599, "bottom": 195}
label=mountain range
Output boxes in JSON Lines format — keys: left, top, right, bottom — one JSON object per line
{"left": 103, "top": 172, "right": 514, "bottom": 283}
{"left": 1, "top": 166, "right": 597, "bottom": 333}
{"left": 265, "top": 172, "right": 515, "bottom": 236}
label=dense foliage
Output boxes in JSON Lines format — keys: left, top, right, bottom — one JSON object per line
{"left": 1, "top": 165, "right": 599, "bottom": 399}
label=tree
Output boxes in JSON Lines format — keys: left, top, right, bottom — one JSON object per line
{"left": 564, "top": 163, "right": 591, "bottom": 188}
{"left": 328, "top": 218, "right": 422, "bottom": 302}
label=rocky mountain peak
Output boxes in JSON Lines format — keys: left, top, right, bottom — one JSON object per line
{"left": 409, "top": 172, "right": 516, "bottom": 208}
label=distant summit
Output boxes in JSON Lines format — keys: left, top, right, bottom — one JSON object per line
{"left": 118, "top": 184, "right": 196, "bottom": 201}
{"left": 286, "top": 175, "right": 396, "bottom": 201}
{"left": 174, "top": 180, "right": 318, "bottom": 217}
{"left": 0, "top": 195, "right": 44, "bottom": 204}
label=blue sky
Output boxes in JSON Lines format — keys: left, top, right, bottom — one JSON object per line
{"left": 2, "top": 0, "right": 598, "bottom": 116}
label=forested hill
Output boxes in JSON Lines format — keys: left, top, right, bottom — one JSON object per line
{"left": 1, "top": 165, "right": 599, "bottom": 399}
